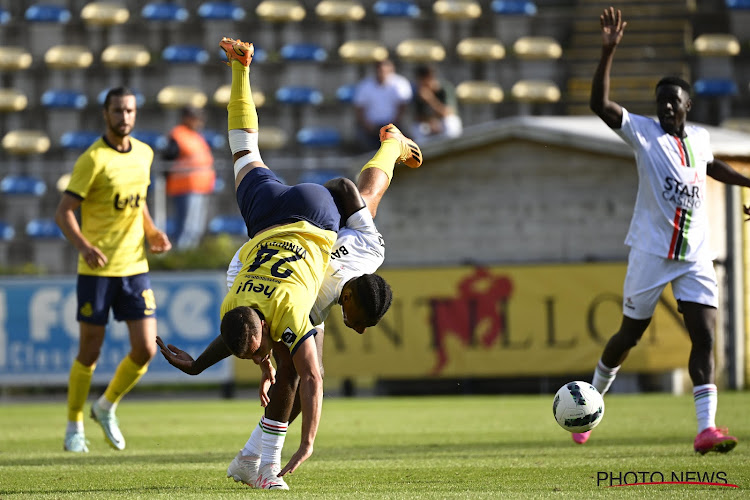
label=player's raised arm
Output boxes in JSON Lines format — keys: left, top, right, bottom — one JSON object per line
{"left": 590, "top": 6, "right": 627, "bottom": 128}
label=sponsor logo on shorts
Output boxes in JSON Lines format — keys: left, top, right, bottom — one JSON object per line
{"left": 281, "top": 328, "right": 297, "bottom": 347}
{"left": 625, "top": 297, "right": 635, "bottom": 310}
{"left": 80, "top": 302, "right": 93, "bottom": 317}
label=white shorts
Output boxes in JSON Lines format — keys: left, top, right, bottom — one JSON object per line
{"left": 622, "top": 247, "right": 718, "bottom": 319}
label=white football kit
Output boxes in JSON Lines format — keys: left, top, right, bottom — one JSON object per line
{"left": 614, "top": 108, "right": 718, "bottom": 319}
{"left": 227, "top": 207, "right": 385, "bottom": 327}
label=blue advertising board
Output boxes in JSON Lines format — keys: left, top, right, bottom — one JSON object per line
{"left": 0, "top": 273, "right": 231, "bottom": 386}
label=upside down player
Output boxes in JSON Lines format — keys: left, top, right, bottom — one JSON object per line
{"left": 219, "top": 123, "right": 422, "bottom": 489}
{"left": 157, "top": 36, "right": 421, "bottom": 490}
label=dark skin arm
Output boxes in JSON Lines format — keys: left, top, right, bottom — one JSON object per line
{"left": 706, "top": 159, "right": 750, "bottom": 220}
{"left": 590, "top": 7, "right": 627, "bottom": 129}
{"left": 324, "top": 177, "right": 366, "bottom": 222}
{"left": 156, "top": 334, "right": 232, "bottom": 375}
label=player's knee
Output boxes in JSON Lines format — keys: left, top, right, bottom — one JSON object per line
{"left": 614, "top": 329, "right": 643, "bottom": 349}
{"left": 691, "top": 332, "right": 714, "bottom": 353}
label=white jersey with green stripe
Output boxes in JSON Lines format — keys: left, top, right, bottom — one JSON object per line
{"left": 615, "top": 108, "right": 714, "bottom": 262}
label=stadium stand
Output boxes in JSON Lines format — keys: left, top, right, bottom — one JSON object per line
{"left": 511, "top": 79, "right": 561, "bottom": 116}
{"left": 456, "top": 37, "right": 505, "bottom": 81}
{"left": 25, "top": 4, "right": 71, "bottom": 58}
{"left": 25, "top": 217, "right": 73, "bottom": 274}
{"left": 395, "top": 39, "right": 446, "bottom": 63}
{"left": 456, "top": 80, "right": 505, "bottom": 126}
{"left": 373, "top": 0, "right": 421, "bottom": 50}
{"left": 491, "top": 0, "right": 537, "bottom": 45}
{"left": 315, "top": 0, "right": 367, "bottom": 52}
{"left": 1, "top": 173, "right": 47, "bottom": 230}
{"left": 80, "top": 2, "right": 131, "bottom": 54}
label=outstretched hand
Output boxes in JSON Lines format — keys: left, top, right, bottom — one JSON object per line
{"left": 600, "top": 6, "right": 627, "bottom": 49}
{"left": 156, "top": 336, "right": 200, "bottom": 375}
{"left": 279, "top": 444, "right": 313, "bottom": 477}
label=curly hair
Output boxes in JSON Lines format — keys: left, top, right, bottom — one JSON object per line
{"left": 220, "top": 306, "right": 262, "bottom": 358}
{"left": 656, "top": 76, "right": 691, "bottom": 96}
{"left": 351, "top": 274, "right": 393, "bottom": 327}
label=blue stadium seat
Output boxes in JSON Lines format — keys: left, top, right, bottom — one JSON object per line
{"left": 280, "top": 43, "right": 328, "bottom": 62}
{"left": 0, "top": 8, "right": 10, "bottom": 24}
{"left": 131, "top": 130, "right": 168, "bottom": 150}
{"left": 97, "top": 89, "right": 146, "bottom": 107}
{"left": 26, "top": 218, "right": 64, "bottom": 239}
{"left": 298, "top": 170, "right": 342, "bottom": 185}
{"left": 1, "top": 175, "right": 47, "bottom": 196}
{"left": 373, "top": 0, "right": 420, "bottom": 17}
{"left": 41, "top": 89, "right": 88, "bottom": 110}
{"left": 208, "top": 215, "right": 247, "bottom": 236}
{"left": 276, "top": 86, "right": 323, "bottom": 105}
{"left": 491, "top": 0, "right": 537, "bottom": 15}
{"left": 141, "top": 2, "right": 189, "bottom": 21}
{"left": 694, "top": 78, "right": 738, "bottom": 96}
{"left": 727, "top": 0, "right": 750, "bottom": 8}
{"left": 162, "top": 45, "right": 210, "bottom": 64}
{"left": 25, "top": 4, "right": 71, "bottom": 23}
{"left": 0, "top": 221, "right": 14, "bottom": 240}
{"left": 61, "top": 131, "right": 100, "bottom": 150}
{"left": 336, "top": 84, "right": 356, "bottom": 103}
{"left": 218, "top": 46, "right": 267, "bottom": 64}
{"left": 297, "top": 127, "right": 341, "bottom": 147}
{"left": 198, "top": 2, "right": 246, "bottom": 20}
{"left": 201, "top": 129, "right": 226, "bottom": 149}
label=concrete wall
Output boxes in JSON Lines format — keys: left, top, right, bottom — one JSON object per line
{"left": 350, "top": 136, "right": 728, "bottom": 268}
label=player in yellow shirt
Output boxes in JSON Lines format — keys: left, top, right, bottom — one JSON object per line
{"left": 55, "top": 87, "right": 171, "bottom": 453}
{"left": 188, "top": 37, "right": 340, "bottom": 489}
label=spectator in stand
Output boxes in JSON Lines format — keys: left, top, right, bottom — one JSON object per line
{"left": 412, "top": 65, "right": 462, "bottom": 144}
{"left": 353, "top": 59, "right": 413, "bottom": 152}
{"left": 163, "top": 106, "right": 216, "bottom": 250}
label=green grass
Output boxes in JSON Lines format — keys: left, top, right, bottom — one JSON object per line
{"left": 1, "top": 393, "right": 748, "bottom": 499}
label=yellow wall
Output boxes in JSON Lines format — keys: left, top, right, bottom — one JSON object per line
{"left": 235, "top": 263, "right": 691, "bottom": 382}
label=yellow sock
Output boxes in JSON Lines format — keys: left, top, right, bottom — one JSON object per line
{"left": 227, "top": 60, "right": 258, "bottom": 131}
{"left": 102, "top": 355, "right": 148, "bottom": 406}
{"left": 360, "top": 139, "right": 400, "bottom": 184}
{"left": 67, "top": 360, "right": 95, "bottom": 422}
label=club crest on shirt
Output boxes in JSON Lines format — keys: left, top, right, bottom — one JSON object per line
{"left": 281, "top": 327, "right": 297, "bottom": 347}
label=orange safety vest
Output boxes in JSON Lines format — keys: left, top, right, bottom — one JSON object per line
{"left": 166, "top": 124, "right": 216, "bottom": 196}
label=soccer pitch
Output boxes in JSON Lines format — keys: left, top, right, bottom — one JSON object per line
{"left": 1, "top": 392, "right": 747, "bottom": 499}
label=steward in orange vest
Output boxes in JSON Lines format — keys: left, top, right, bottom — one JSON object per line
{"left": 165, "top": 109, "right": 215, "bottom": 196}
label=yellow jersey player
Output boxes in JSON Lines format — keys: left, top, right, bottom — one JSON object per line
{"left": 158, "top": 37, "right": 339, "bottom": 490}
{"left": 55, "top": 87, "right": 171, "bottom": 453}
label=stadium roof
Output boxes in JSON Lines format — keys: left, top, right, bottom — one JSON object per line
{"left": 425, "top": 115, "right": 750, "bottom": 160}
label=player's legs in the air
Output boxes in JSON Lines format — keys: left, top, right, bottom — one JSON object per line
{"left": 219, "top": 37, "right": 267, "bottom": 190}
{"left": 357, "top": 124, "right": 422, "bottom": 218}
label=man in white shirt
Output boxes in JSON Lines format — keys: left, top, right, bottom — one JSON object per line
{"left": 353, "top": 59, "right": 413, "bottom": 151}
{"left": 580, "top": 7, "right": 750, "bottom": 454}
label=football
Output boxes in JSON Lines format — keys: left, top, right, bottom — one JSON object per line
{"left": 553, "top": 381, "right": 605, "bottom": 433}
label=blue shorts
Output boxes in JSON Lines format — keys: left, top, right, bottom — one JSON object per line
{"left": 236, "top": 168, "right": 340, "bottom": 238}
{"left": 76, "top": 273, "right": 156, "bottom": 325}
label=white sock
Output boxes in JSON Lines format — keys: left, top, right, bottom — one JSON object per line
{"left": 241, "top": 418, "right": 263, "bottom": 457}
{"left": 693, "top": 384, "right": 717, "bottom": 433}
{"left": 591, "top": 359, "right": 620, "bottom": 395}
{"left": 259, "top": 416, "right": 288, "bottom": 468}
{"left": 96, "top": 395, "right": 115, "bottom": 412}
{"left": 66, "top": 421, "right": 84, "bottom": 434}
